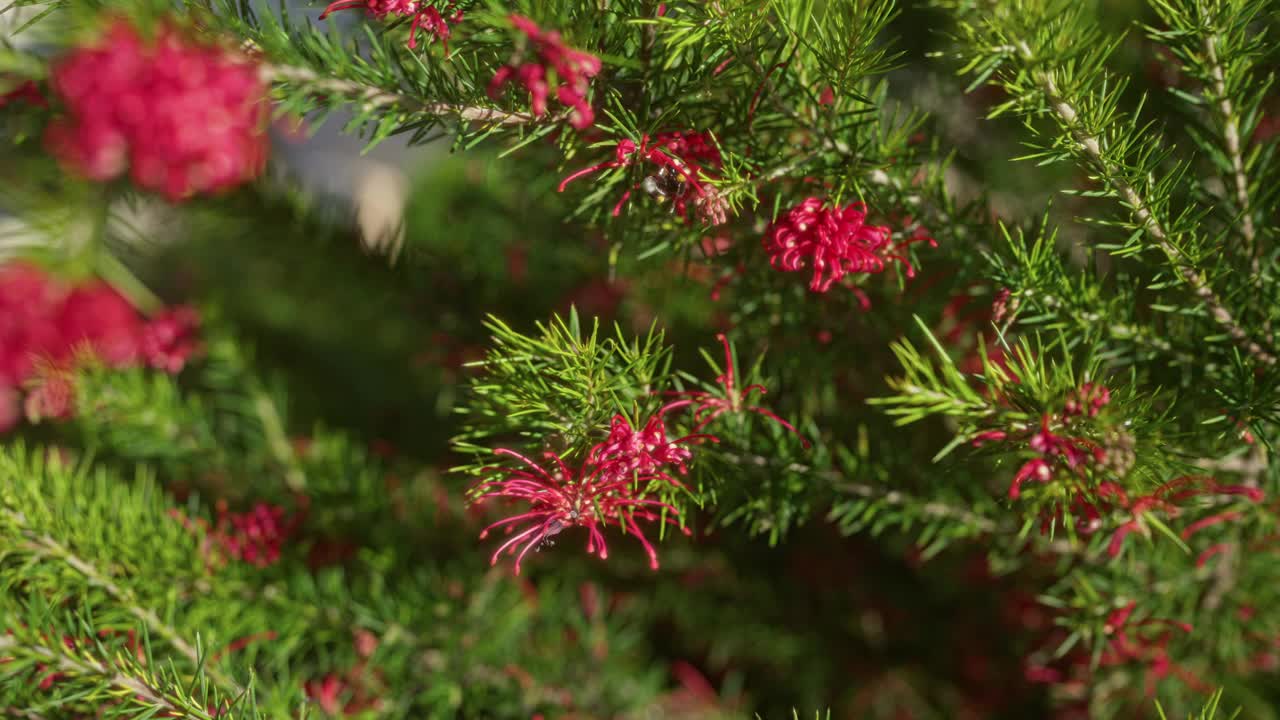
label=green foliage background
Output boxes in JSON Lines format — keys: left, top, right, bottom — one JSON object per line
{"left": 2, "top": 0, "right": 1279, "bottom": 716}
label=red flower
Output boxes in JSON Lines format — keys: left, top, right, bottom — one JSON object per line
{"left": 304, "top": 671, "right": 381, "bottom": 715}
{"left": 662, "top": 333, "right": 809, "bottom": 447}
{"left": 318, "top": 0, "right": 463, "bottom": 50}
{"left": 0, "top": 387, "right": 19, "bottom": 434}
{"left": 1102, "top": 476, "right": 1264, "bottom": 557}
{"left": 1027, "top": 415, "right": 1100, "bottom": 469}
{"left": 1197, "top": 543, "right": 1233, "bottom": 569}
{"left": 140, "top": 306, "right": 202, "bottom": 373}
{"left": 589, "top": 413, "right": 715, "bottom": 481}
{"left": 971, "top": 429, "right": 1007, "bottom": 447}
{"left": 23, "top": 361, "right": 76, "bottom": 423}
{"left": 46, "top": 19, "right": 268, "bottom": 201}
{"left": 472, "top": 448, "right": 688, "bottom": 574}
{"left": 174, "top": 501, "right": 299, "bottom": 570}
{"left": 305, "top": 673, "right": 344, "bottom": 714}
{"left": 991, "top": 287, "right": 1013, "bottom": 323}
{"left": 1063, "top": 382, "right": 1110, "bottom": 418}
{"left": 57, "top": 282, "right": 144, "bottom": 367}
{"left": 762, "top": 198, "right": 934, "bottom": 293}
{"left": 0, "top": 262, "right": 66, "bottom": 389}
{"left": 1008, "top": 458, "right": 1052, "bottom": 499}
{"left": 558, "top": 130, "right": 728, "bottom": 224}
{"left": 1180, "top": 510, "right": 1244, "bottom": 540}
{"left": 1100, "top": 601, "right": 1201, "bottom": 696}
{"left": 489, "top": 15, "right": 601, "bottom": 129}
{"left": 211, "top": 502, "right": 297, "bottom": 568}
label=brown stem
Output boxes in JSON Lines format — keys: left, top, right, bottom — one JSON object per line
{"left": 1017, "top": 42, "right": 1276, "bottom": 366}
{"left": 5, "top": 510, "right": 247, "bottom": 698}
{"left": 1203, "top": 34, "right": 1258, "bottom": 274}
{"left": 262, "top": 62, "right": 538, "bottom": 125}
{"left": 0, "top": 636, "right": 216, "bottom": 720}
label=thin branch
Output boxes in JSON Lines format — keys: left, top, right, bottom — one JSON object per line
{"left": 1, "top": 707, "right": 46, "bottom": 720}
{"left": 4, "top": 510, "right": 247, "bottom": 699}
{"left": 1193, "top": 443, "right": 1266, "bottom": 610}
{"left": 1016, "top": 41, "right": 1276, "bottom": 366}
{"left": 0, "top": 636, "right": 216, "bottom": 720}
{"left": 1193, "top": 445, "right": 1268, "bottom": 479}
{"left": 251, "top": 390, "right": 307, "bottom": 492}
{"left": 833, "top": 481, "right": 1000, "bottom": 532}
{"left": 1202, "top": 33, "right": 1259, "bottom": 273}
{"left": 262, "top": 62, "right": 540, "bottom": 125}
{"left": 720, "top": 451, "right": 999, "bottom": 531}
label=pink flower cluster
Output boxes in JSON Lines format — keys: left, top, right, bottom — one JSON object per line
{"left": 46, "top": 19, "right": 269, "bottom": 201}
{"left": 318, "top": 0, "right": 462, "bottom": 50}
{"left": 763, "top": 198, "right": 936, "bottom": 293}
{"left": 589, "top": 414, "right": 700, "bottom": 478}
{"left": 0, "top": 262, "right": 201, "bottom": 432}
{"left": 558, "top": 130, "right": 729, "bottom": 225}
{"left": 211, "top": 502, "right": 297, "bottom": 567}
{"left": 975, "top": 381, "right": 1267, "bottom": 560}
{"left": 1093, "top": 476, "right": 1263, "bottom": 560}
{"left": 472, "top": 414, "right": 706, "bottom": 575}
{"left": 1099, "top": 602, "right": 1203, "bottom": 695}
{"left": 171, "top": 501, "right": 299, "bottom": 569}
{"left": 974, "top": 383, "right": 1113, "bottom": 500}
{"left": 1026, "top": 600, "right": 1206, "bottom": 702}
{"left": 472, "top": 334, "right": 810, "bottom": 574}
{"left": 488, "top": 15, "right": 601, "bottom": 130}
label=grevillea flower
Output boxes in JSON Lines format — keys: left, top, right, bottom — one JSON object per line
{"left": 1028, "top": 415, "right": 1103, "bottom": 470}
{"left": 212, "top": 502, "right": 297, "bottom": 568}
{"left": 971, "top": 429, "right": 1007, "bottom": 447}
{"left": 1008, "top": 458, "right": 1052, "bottom": 499}
{"left": 1063, "top": 383, "right": 1110, "bottom": 418}
{"left": 991, "top": 287, "right": 1014, "bottom": 324}
{"left": 0, "top": 262, "right": 66, "bottom": 391}
{"left": 762, "top": 198, "right": 935, "bottom": 293}
{"left": 558, "top": 130, "right": 728, "bottom": 224}
{"left": 170, "top": 501, "right": 299, "bottom": 569}
{"left": 318, "top": 0, "right": 462, "bottom": 50}
{"left": 662, "top": 333, "right": 809, "bottom": 447}
{"left": 0, "top": 262, "right": 202, "bottom": 433}
{"left": 46, "top": 19, "right": 269, "bottom": 201}
{"left": 140, "top": 306, "right": 202, "bottom": 373}
{"left": 23, "top": 361, "right": 77, "bottom": 424}
{"left": 1100, "top": 602, "right": 1202, "bottom": 696}
{"left": 988, "top": 383, "right": 1114, "bottom": 501}
{"left": 304, "top": 671, "right": 382, "bottom": 715}
{"left": 57, "top": 282, "right": 145, "bottom": 367}
{"left": 589, "top": 413, "right": 716, "bottom": 481}
{"left": 1101, "top": 476, "right": 1265, "bottom": 558}
{"left": 488, "top": 15, "right": 601, "bottom": 129}
{"left": 472, "top": 448, "right": 689, "bottom": 574}
{"left": 0, "top": 388, "right": 18, "bottom": 434}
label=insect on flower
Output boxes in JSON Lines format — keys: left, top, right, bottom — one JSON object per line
{"left": 558, "top": 131, "right": 727, "bottom": 224}
{"left": 640, "top": 164, "right": 689, "bottom": 207}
